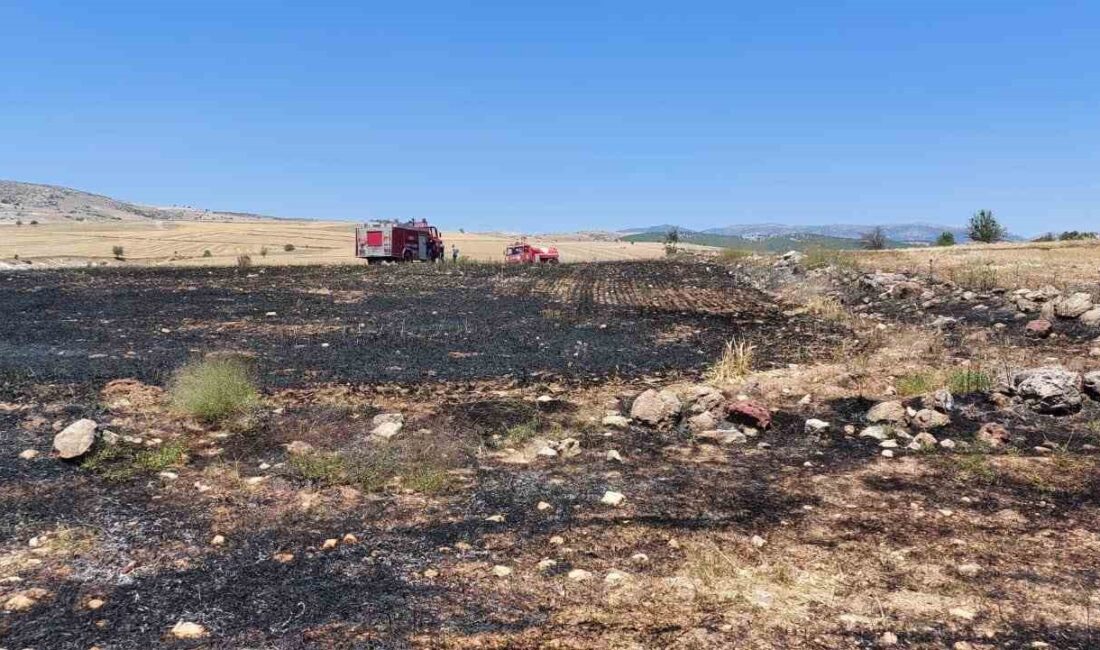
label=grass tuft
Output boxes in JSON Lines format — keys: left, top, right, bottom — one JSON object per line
{"left": 81, "top": 441, "right": 188, "bottom": 482}
{"left": 706, "top": 338, "right": 755, "bottom": 383}
{"left": 170, "top": 357, "right": 259, "bottom": 423}
{"left": 947, "top": 369, "right": 992, "bottom": 394}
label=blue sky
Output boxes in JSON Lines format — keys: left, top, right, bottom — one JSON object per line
{"left": 2, "top": 1, "right": 1098, "bottom": 235}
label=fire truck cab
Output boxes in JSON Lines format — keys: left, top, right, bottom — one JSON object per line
{"left": 355, "top": 219, "right": 444, "bottom": 262}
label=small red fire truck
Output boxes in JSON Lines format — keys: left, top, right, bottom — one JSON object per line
{"left": 504, "top": 239, "right": 560, "bottom": 264}
{"left": 355, "top": 220, "right": 445, "bottom": 262}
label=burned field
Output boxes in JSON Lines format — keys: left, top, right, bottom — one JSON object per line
{"left": 0, "top": 261, "right": 840, "bottom": 392}
{"left": 3, "top": 259, "right": 1100, "bottom": 649}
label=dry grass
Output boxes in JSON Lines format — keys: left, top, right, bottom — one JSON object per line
{"left": 706, "top": 338, "right": 755, "bottom": 383}
{"left": 169, "top": 358, "right": 259, "bottom": 423}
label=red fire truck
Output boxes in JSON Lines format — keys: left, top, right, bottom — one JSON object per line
{"left": 355, "top": 220, "right": 445, "bottom": 262}
{"left": 504, "top": 239, "right": 560, "bottom": 264}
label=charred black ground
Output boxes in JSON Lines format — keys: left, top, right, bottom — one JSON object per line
{"left": 0, "top": 261, "right": 844, "bottom": 396}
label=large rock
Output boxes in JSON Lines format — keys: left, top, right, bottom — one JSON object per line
{"left": 1054, "top": 292, "right": 1094, "bottom": 318}
{"left": 1084, "top": 371, "right": 1100, "bottom": 400}
{"left": 682, "top": 385, "right": 725, "bottom": 415}
{"left": 1024, "top": 319, "right": 1053, "bottom": 338}
{"left": 976, "top": 422, "right": 1010, "bottom": 447}
{"left": 1081, "top": 308, "right": 1100, "bottom": 327}
{"left": 53, "top": 419, "right": 97, "bottom": 459}
{"left": 866, "top": 401, "right": 906, "bottom": 424}
{"left": 912, "top": 409, "right": 950, "bottom": 430}
{"left": 630, "top": 389, "right": 682, "bottom": 426}
{"left": 1009, "top": 367, "right": 1083, "bottom": 414}
{"left": 371, "top": 413, "right": 404, "bottom": 439}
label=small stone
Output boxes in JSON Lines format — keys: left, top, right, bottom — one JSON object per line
{"left": 342, "top": 533, "right": 358, "bottom": 545}
{"left": 491, "top": 565, "right": 513, "bottom": 577}
{"left": 977, "top": 422, "right": 1010, "bottom": 447}
{"left": 4, "top": 593, "right": 37, "bottom": 611}
{"left": 913, "top": 409, "right": 950, "bottom": 430}
{"left": 859, "top": 425, "right": 891, "bottom": 440}
{"left": 485, "top": 514, "right": 506, "bottom": 523}
{"left": 423, "top": 568, "right": 439, "bottom": 578}
{"left": 879, "top": 631, "right": 899, "bottom": 646}
{"left": 273, "top": 552, "right": 295, "bottom": 563}
{"left": 911, "top": 432, "right": 938, "bottom": 449}
{"left": 171, "top": 621, "right": 208, "bottom": 639}
{"left": 866, "top": 401, "right": 906, "bottom": 424}
{"left": 727, "top": 400, "right": 772, "bottom": 429}
{"left": 881, "top": 449, "right": 895, "bottom": 458}
{"left": 53, "top": 418, "right": 98, "bottom": 459}
{"left": 600, "top": 491, "right": 626, "bottom": 506}
{"left": 956, "top": 563, "right": 982, "bottom": 578}
{"left": 631, "top": 552, "right": 649, "bottom": 564}
{"left": 536, "top": 558, "right": 557, "bottom": 572}
{"left": 86, "top": 597, "right": 106, "bottom": 610}
{"left": 606, "top": 449, "right": 624, "bottom": 463}
{"left": 629, "top": 389, "right": 682, "bottom": 426}
{"left": 557, "top": 437, "right": 582, "bottom": 458}
{"left": 536, "top": 501, "right": 552, "bottom": 511}
{"left": 18, "top": 449, "right": 38, "bottom": 460}
{"left": 567, "top": 568, "right": 593, "bottom": 581}
{"left": 321, "top": 538, "right": 339, "bottom": 550}
{"left": 949, "top": 607, "right": 976, "bottom": 621}
{"left": 804, "top": 418, "right": 830, "bottom": 435}
{"left": 939, "top": 438, "right": 957, "bottom": 449}
{"left": 601, "top": 414, "right": 630, "bottom": 429}
{"left": 880, "top": 439, "right": 898, "bottom": 448}
{"left": 210, "top": 534, "right": 226, "bottom": 546}
{"left": 750, "top": 535, "right": 766, "bottom": 548}
{"left": 549, "top": 535, "right": 565, "bottom": 546}
{"left": 158, "top": 471, "right": 178, "bottom": 481}
{"left": 536, "top": 445, "right": 559, "bottom": 457}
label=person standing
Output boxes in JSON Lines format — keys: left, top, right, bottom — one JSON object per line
{"left": 452, "top": 244, "right": 459, "bottom": 263}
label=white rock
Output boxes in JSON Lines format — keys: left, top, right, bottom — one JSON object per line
{"left": 18, "top": 449, "right": 38, "bottom": 460}
{"left": 536, "top": 501, "right": 552, "bottom": 511}
{"left": 956, "top": 563, "right": 982, "bottom": 578}
{"left": 750, "top": 535, "right": 766, "bottom": 548}
{"left": 804, "top": 418, "right": 831, "bottom": 434}
{"left": 567, "top": 568, "right": 593, "bottom": 581}
{"left": 491, "top": 565, "right": 513, "bottom": 577}
{"left": 600, "top": 490, "right": 626, "bottom": 506}
{"left": 536, "top": 445, "right": 559, "bottom": 457}
{"left": 606, "top": 449, "right": 624, "bottom": 463}
{"left": 604, "top": 570, "right": 630, "bottom": 584}
{"left": 53, "top": 418, "right": 98, "bottom": 459}
{"left": 629, "top": 389, "right": 682, "bottom": 426}
{"left": 601, "top": 414, "right": 630, "bottom": 429}
{"left": 170, "top": 621, "right": 209, "bottom": 639}
{"left": 536, "top": 558, "right": 557, "bottom": 572}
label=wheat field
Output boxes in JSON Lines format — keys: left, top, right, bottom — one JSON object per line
{"left": 0, "top": 221, "right": 694, "bottom": 267}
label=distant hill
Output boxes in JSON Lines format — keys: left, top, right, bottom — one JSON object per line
{"left": 699, "top": 222, "right": 972, "bottom": 244}
{"left": 0, "top": 180, "right": 288, "bottom": 225}
{"left": 619, "top": 229, "right": 911, "bottom": 252}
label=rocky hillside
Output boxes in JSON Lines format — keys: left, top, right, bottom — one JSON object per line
{"left": 0, "top": 180, "right": 281, "bottom": 224}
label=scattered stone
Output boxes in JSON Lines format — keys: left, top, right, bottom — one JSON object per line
{"left": 881, "top": 449, "right": 895, "bottom": 458}
{"left": 18, "top": 449, "right": 38, "bottom": 460}
{"left": 956, "top": 563, "right": 982, "bottom": 578}
{"left": 170, "top": 621, "right": 209, "bottom": 639}
{"left": 727, "top": 400, "right": 772, "bottom": 429}
{"left": 879, "top": 631, "right": 899, "bottom": 646}
{"left": 880, "top": 439, "right": 898, "bottom": 448}
{"left": 859, "top": 425, "right": 891, "bottom": 441}
{"left": 1024, "top": 319, "right": 1053, "bottom": 338}
{"left": 370, "top": 413, "right": 404, "bottom": 439}
{"left": 601, "top": 414, "right": 630, "bottom": 429}
{"left": 804, "top": 418, "right": 831, "bottom": 435}
{"left": 86, "top": 597, "right": 106, "bottom": 610}
{"left": 750, "top": 535, "right": 766, "bottom": 548}
{"left": 949, "top": 607, "right": 976, "bottom": 621}
{"left": 536, "top": 559, "right": 557, "bottom": 572}
{"left": 866, "top": 401, "right": 906, "bottom": 424}
{"left": 631, "top": 552, "right": 650, "bottom": 564}
{"left": 485, "top": 514, "right": 506, "bottom": 523}
{"left": 3, "top": 593, "right": 38, "bottom": 612}
{"left": 536, "top": 446, "right": 559, "bottom": 457}
{"left": 273, "top": 552, "right": 295, "bottom": 564}
{"left": 1084, "top": 371, "right": 1100, "bottom": 400}
{"left": 549, "top": 535, "right": 565, "bottom": 546}
{"left": 923, "top": 389, "right": 954, "bottom": 412}
{"left": 977, "top": 422, "right": 1010, "bottom": 447}
{"left": 604, "top": 570, "right": 630, "bottom": 584}
{"left": 939, "top": 438, "right": 957, "bottom": 450}
{"left": 423, "top": 568, "right": 439, "bottom": 578}
{"left": 912, "top": 409, "right": 950, "bottom": 430}
{"left": 600, "top": 491, "right": 626, "bottom": 506}
{"left": 491, "top": 565, "right": 513, "bottom": 577}
{"left": 342, "top": 533, "right": 358, "bottom": 545}
{"left": 1080, "top": 308, "right": 1100, "bottom": 326}
{"left": 210, "top": 534, "right": 226, "bottom": 546}
{"left": 606, "top": 449, "right": 624, "bottom": 463}
{"left": 629, "top": 389, "right": 682, "bottom": 426}
{"left": 53, "top": 418, "right": 98, "bottom": 459}
{"left": 285, "top": 440, "right": 314, "bottom": 456}
{"left": 1054, "top": 292, "right": 1094, "bottom": 318}
{"left": 567, "top": 568, "right": 593, "bottom": 582}
{"left": 536, "top": 501, "right": 552, "bottom": 511}
{"left": 1009, "top": 367, "right": 1083, "bottom": 414}
{"left": 686, "top": 411, "right": 718, "bottom": 432}
{"left": 557, "top": 437, "right": 582, "bottom": 458}
{"left": 911, "top": 432, "right": 938, "bottom": 449}
{"left": 321, "top": 538, "right": 339, "bottom": 550}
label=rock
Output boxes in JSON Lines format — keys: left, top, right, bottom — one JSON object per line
{"left": 86, "top": 597, "right": 106, "bottom": 610}
{"left": 911, "top": 432, "right": 938, "bottom": 449}
{"left": 3, "top": 593, "right": 38, "bottom": 612}
{"left": 1009, "top": 367, "right": 1083, "bottom": 414}
{"left": 557, "top": 437, "right": 582, "bottom": 458}
{"left": 600, "top": 490, "right": 626, "bottom": 506}
{"left": 536, "top": 558, "right": 557, "bottom": 572}
{"left": 1054, "top": 292, "right": 1094, "bottom": 318}
{"left": 342, "top": 533, "right": 358, "bottom": 544}
{"left": 606, "top": 449, "right": 624, "bottom": 463}
{"left": 273, "top": 552, "right": 295, "bottom": 563}
{"left": 912, "top": 409, "right": 950, "bottom": 430}
{"left": 879, "top": 631, "right": 899, "bottom": 646}
{"left": 549, "top": 535, "right": 565, "bottom": 546}
{"left": 1084, "top": 371, "right": 1100, "bottom": 400}
{"left": 285, "top": 440, "right": 314, "bottom": 456}
{"left": 949, "top": 607, "right": 976, "bottom": 621}
{"left": 423, "top": 568, "right": 439, "bottom": 578}
{"left": 371, "top": 413, "right": 404, "bottom": 439}
{"left": 956, "top": 563, "right": 982, "bottom": 578}
{"left": 567, "top": 568, "right": 593, "bottom": 582}
{"left": 170, "top": 621, "right": 209, "bottom": 639}
{"left": 491, "top": 565, "right": 513, "bottom": 577}
{"left": 976, "top": 422, "right": 1010, "bottom": 447}
{"left": 1024, "top": 319, "right": 1053, "bottom": 338}
{"left": 601, "top": 414, "right": 630, "bottom": 429}
{"left": 939, "top": 438, "right": 957, "bottom": 449}
{"left": 321, "top": 538, "right": 338, "bottom": 550}
{"left": 804, "top": 418, "right": 831, "bottom": 435}
{"left": 53, "top": 418, "right": 97, "bottom": 459}
{"left": 880, "top": 439, "right": 898, "bottom": 448}
{"left": 210, "top": 534, "right": 226, "bottom": 546}
{"left": 859, "top": 425, "right": 892, "bottom": 440}
{"left": 923, "top": 389, "right": 954, "bottom": 413}
{"left": 537, "top": 501, "right": 552, "bottom": 511}
{"left": 1081, "top": 308, "right": 1100, "bottom": 326}
{"left": 536, "top": 446, "right": 559, "bottom": 457}
{"left": 750, "top": 535, "right": 766, "bottom": 548}
{"left": 686, "top": 411, "right": 718, "bottom": 432}
{"left": 727, "top": 400, "right": 772, "bottom": 429}
{"left": 630, "top": 389, "right": 682, "bottom": 426}
{"left": 866, "top": 401, "right": 906, "bottom": 424}
{"left": 18, "top": 449, "right": 38, "bottom": 460}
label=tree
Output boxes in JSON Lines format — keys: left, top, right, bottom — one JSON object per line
{"left": 860, "top": 227, "right": 887, "bottom": 250}
{"left": 663, "top": 227, "right": 681, "bottom": 256}
{"left": 935, "top": 231, "right": 956, "bottom": 247}
{"left": 112, "top": 245, "right": 124, "bottom": 260}
{"left": 968, "top": 210, "right": 1006, "bottom": 243}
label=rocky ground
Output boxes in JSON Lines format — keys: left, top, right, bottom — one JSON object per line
{"left": 2, "top": 257, "right": 1100, "bottom": 649}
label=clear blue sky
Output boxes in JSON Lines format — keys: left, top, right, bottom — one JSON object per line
{"left": 2, "top": 1, "right": 1098, "bottom": 235}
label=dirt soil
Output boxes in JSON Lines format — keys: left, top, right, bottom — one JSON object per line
{"left": 2, "top": 259, "right": 1100, "bottom": 649}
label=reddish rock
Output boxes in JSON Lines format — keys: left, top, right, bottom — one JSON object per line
{"left": 727, "top": 400, "right": 771, "bottom": 429}
{"left": 1024, "top": 319, "right": 1052, "bottom": 338}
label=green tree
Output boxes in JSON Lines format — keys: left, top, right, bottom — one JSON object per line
{"left": 968, "top": 210, "right": 1006, "bottom": 243}
{"left": 663, "top": 227, "right": 681, "bottom": 256}
{"left": 935, "top": 231, "right": 956, "bottom": 246}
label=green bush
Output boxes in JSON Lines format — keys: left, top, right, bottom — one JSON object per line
{"left": 896, "top": 372, "right": 937, "bottom": 397}
{"left": 202, "top": 249, "right": 213, "bottom": 257}
{"left": 82, "top": 441, "right": 188, "bottom": 482}
{"left": 112, "top": 245, "right": 125, "bottom": 260}
{"left": 968, "top": 210, "right": 1006, "bottom": 243}
{"left": 169, "top": 358, "right": 259, "bottom": 423}
{"left": 948, "top": 369, "right": 992, "bottom": 395}
{"left": 936, "top": 231, "right": 956, "bottom": 246}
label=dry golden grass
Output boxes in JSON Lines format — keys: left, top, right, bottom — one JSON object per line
{"left": 0, "top": 220, "right": 713, "bottom": 266}
{"left": 706, "top": 338, "right": 755, "bottom": 383}
{"left": 859, "top": 239, "right": 1100, "bottom": 289}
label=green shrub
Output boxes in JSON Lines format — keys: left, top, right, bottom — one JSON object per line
{"left": 82, "top": 441, "right": 187, "bottom": 482}
{"left": 112, "top": 245, "right": 124, "bottom": 260}
{"left": 968, "top": 210, "right": 1006, "bottom": 243}
{"left": 935, "top": 231, "right": 956, "bottom": 246}
{"left": 202, "top": 249, "right": 213, "bottom": 257}
{"left": 896, "top": 372, "right": 937, "bottom": 397}
{"left": 169, "top": 358, "right": 259, "bottom": 423}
